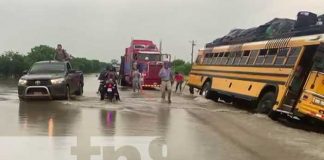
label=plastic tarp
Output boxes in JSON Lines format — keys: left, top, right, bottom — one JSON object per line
{"left": 206, "top": 12, "right": 324, "bottom": 48}
{"left": 206, "top": 18, "right": 296, "bottom": 48}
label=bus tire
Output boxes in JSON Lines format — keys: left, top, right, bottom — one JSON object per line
{"left": 189, "top": 86, "right": 194, "bottom": 94}
{"left": 255, "top": 92, "right": 276, "bottom": 114}
{"left": 268, "top": 109, "right": 280, "bottom": 120}
{"left": 201, "top": 81, "right": 212, "bottom": 99}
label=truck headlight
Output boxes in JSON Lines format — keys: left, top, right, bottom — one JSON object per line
{"left": 51, "top": 78, "right": 65, "bottom": 85}
{"left": 18, "top": 79, "right": 27, "bottom": 86}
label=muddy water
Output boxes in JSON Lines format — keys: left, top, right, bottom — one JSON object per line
{"left": 0, "top": 75, "right": 324, "bottom": 160}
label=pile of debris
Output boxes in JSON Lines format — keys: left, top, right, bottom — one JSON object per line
{"left": 206, "top": 11, "right": 324, "bottom": 48}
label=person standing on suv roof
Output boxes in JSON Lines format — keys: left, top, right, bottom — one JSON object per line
{"left": 54, "top": 44, "right": 72, "bottom": 61}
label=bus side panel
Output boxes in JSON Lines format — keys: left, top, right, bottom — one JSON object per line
{"left": 295, "top": 72, "right": 324, "bottom": 120}
{"left": 188, "top": 74, "right": 204, "bottom": 89}
{"left": 273, "top": 85, "right": 288, "bottom": 110}
{"left": 211, "top": 77, "right": 266, "bottom": 99}
{"left": 304, "top": 72, "right": 324, "bottom": 95}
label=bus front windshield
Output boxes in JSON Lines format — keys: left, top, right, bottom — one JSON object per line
{"left": 313, "top": 53, "right": 324, "bottom": 72}
{"left": 138, "top": 54, "right": 161, "bottom": 61}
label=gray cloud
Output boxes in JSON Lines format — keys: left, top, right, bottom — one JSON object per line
{"left": 0, "top": 0, "right": 323, "bottom": 62}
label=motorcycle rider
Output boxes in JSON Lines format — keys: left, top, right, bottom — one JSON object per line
{"left": 98, "top": 66, "right": 110, "bottom": 95}
{"left": 104, "top": 67, "right": 121, "bottom": 101}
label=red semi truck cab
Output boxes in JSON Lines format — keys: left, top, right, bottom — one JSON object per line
{"left": 119, "top": 40, "right": 171, "bottom": 88}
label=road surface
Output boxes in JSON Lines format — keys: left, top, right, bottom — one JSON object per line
{"left": 0, "top": 75, "right": 324, "bottom": 160}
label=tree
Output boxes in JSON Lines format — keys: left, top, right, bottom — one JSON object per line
{"left": 110, "top": 59, "right": 119, "bottom": 65}
{"left": 0, "top": 45, "right": 111, "bottom": 77}
{"left": 26, "top": 45, "right": 56, "bottom": 65}
{"left": 173, "top": 62, "right": 192, "bottom": 75}
{"left": 172, "top": 59, "right": 191, "bottom": 75}
{"left": 0, "top": 51, "right": 28, "bottom": 77}
{"left": 172, "top": 59, "right": 185, "bottom": 66}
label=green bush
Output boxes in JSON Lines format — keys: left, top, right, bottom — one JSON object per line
{"left": 0, "top": 45, "right": 110, "bottom": 77}
{"left": 172, "top": 59, "right": 192, "bottom": 75}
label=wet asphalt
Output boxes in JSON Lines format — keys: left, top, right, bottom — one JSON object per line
{"left": 0, "top": 75, "right": 324, "bottom": 160}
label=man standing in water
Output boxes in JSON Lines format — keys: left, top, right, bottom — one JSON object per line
{"left": 54, "top": 44, "right": 72, "bottom": 61}
{"left": 132, "top": 68, "right": 141, "bottom": 93}
{"left": 159, "top": 62, "right": 174, "bottom": 103}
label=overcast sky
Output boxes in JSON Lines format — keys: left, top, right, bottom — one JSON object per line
{"left": 0, "top": 0, "right": 323, "bottom": 62}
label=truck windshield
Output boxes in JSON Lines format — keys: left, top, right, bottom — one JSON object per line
{"left": 29, "top": 63, "right": 66, "bottom": 74}
{"left": 138, "top": 54, "right": 161, "bottom": 61}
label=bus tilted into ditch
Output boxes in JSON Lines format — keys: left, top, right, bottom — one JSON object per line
{"left": 188, "top": 33, "right": 324, "bottom": 122}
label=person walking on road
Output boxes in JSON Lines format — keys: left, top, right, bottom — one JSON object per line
{"left": 132, "top": 68, "right": 141, "bottom": 93}
{"left": 159, "top": 62, "right": 174, "bottom": 103}
{"left": 54, "top": 44, "right": 72, "bottom": 61}
{"left": 174, "top": 72, "right": 184, "bottom": 93}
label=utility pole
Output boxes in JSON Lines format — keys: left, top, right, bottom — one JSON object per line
{"left": 159, "top": 40, "right": 162, "bottom": 54}
{"left": 190, "top": 40, "right": 196, "bottom": 64}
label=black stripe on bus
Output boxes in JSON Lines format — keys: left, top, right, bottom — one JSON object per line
{"left": 189, "top": 73, "right": 286, "bottom": 85}
{"left": 191, "top": 69, "right": 290, "bottom": 77}
{"left": 212, "top": 89, "right": 258, "bottom": 101}
{"left": 195, "top": 64, "right": 294, "bottom": 68}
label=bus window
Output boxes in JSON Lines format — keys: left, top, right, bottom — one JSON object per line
{"left": 208, "top": 53, "right": 215, "bottom": 64}
{"left": 274, "top": 48, "right": 289, "bottom": 65}
{"left": 240, "top": 50, "right": 250, "bottom": 65}
{"left": 247, "top": 50, "right": 258, "bottom": 65}
{"left": 216, "top": 52, "right": 224, "bottom": 64}
{"left": 227, "top": 52, "right": 236, "bottom": 65}
{"left": 195, "top": 55, "right": 202, "bottom": 64}
{"left": 286, "top": 47, "right": 302, "bottom": 66}
{"left": 313, "top": 54, "right": 324, "bottom": 72}
{"left": 204, "top": 53, "right": 213, "bottom": 65}
{"left": 208, "top": 53, "right": 214, "bottom": 64}
{"left": 203, "top": 54, "right": 209, "bottom": 64}
{"left": 233, "top": 51, "right": 242, "bottom": 65}
{"left": 264, "top": 48, "right": 278, "bottom": 65}
{"left": 221, "top": 52, "right": 229, "bottom": 65}
{"left": 212, "top": 53, "right": 219, "bottom": 64}
{"left": 255, "top": 49, "right": 267, "bottom": 65}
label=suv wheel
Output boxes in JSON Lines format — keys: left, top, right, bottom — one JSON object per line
{"left": 75, "top": 83, "right": 83, "bottom": 96}
{"left": 65, "top": 86, "right": 71, "bottom": 100}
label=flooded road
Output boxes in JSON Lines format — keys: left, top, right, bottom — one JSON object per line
{"left": 1, "top": 75, "right": 324, "bottom": 160}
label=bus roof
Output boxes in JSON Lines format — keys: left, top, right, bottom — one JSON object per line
{"left": 205, "top": 33, "right": 324, "bottom": 53}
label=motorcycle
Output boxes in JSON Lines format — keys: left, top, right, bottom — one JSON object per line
{"left": 100, "top": 79, "right": 119, "bottom": 102}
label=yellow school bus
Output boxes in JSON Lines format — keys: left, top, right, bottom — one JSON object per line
{"left": 188, "top": 33, "right": 324, "bottom": 121}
